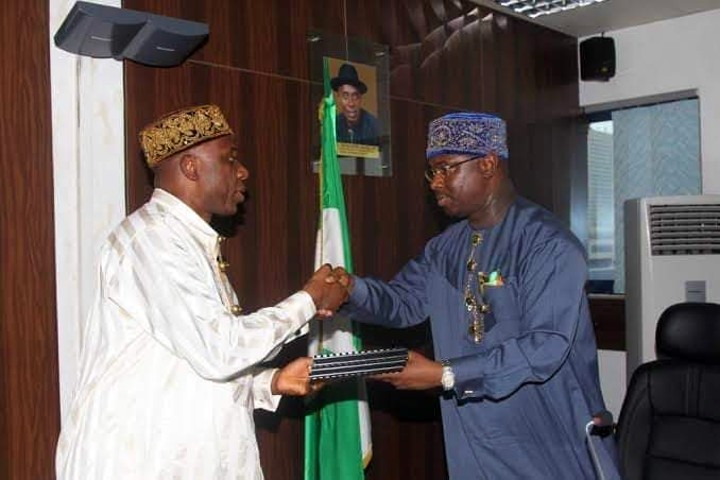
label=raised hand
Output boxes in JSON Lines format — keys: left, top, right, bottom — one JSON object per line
{"left": 371, "top": 350, "right": 443, "bottom": 390}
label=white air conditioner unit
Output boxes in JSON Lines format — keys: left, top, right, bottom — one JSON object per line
{"left": 624, "top": 195, "right": 720, "bottom": 378}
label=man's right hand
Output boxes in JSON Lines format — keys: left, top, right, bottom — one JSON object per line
{"left": 302, "top": 264, "right": 350, "bottom": 316}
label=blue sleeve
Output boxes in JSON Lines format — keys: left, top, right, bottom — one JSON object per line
{"left": 450, "top": 238, "right": 588, "bottom": 400}
{"left": 343, "top": 246, "right": 432, "bottom": 328}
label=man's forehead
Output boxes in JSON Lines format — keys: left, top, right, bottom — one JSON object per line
{"left": 337, "top": 84, "right": 360, "bottom": 94}
{"left": 429, "top": 153, "right": 470, "bottom": 166}
{"left": 211, "top": 134, "right": 234, "bottom": 148}
{"left": 192, "top": 134, "right": 234, "bottom": 155}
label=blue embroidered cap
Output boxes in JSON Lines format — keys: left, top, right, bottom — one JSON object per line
{"left": 426, "top": 112, "right": 508, "bottom": 161}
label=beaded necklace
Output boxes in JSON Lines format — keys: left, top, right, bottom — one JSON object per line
{"left": 216, "top": 236, "right": 243, "bottom": 316}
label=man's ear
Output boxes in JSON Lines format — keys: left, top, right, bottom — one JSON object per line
{"left": 179, "top": 153, "right": 200, "bottom": 181}
{"left": 478, "top": 152, "right": 500, "bottom": 178}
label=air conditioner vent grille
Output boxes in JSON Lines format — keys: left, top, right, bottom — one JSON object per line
{"left": 649, "top": 204, "right": 720, "bottom": 255}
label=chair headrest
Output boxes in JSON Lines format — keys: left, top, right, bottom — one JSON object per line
{"left": 656, "top": 302, "right": 720, "bottom": 364}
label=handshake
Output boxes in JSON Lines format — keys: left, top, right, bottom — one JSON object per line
{"left": 302, "top": 264, "right": 352, "bottom": 317}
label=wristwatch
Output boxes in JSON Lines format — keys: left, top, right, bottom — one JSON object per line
{"left": 440, "top": 360, "right": 455, "bottom": 391}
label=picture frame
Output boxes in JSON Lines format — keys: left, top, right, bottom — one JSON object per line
{"left": 309, "top": 31, "right": 391, "bottom": 177}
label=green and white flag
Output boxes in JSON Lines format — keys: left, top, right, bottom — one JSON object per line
{"left": 304, "top": 58, "right": 372, "bottom": 480}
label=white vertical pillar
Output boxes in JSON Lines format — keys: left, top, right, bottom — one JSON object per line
{"left": 49, "top": 0, "right": 126, "bottom": 422}
{"left": 597, "top": 350, "right": 627, "bottom": 420}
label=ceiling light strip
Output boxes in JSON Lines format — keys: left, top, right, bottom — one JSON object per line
{"left": 493, "top": 0, "right": 608, "bottom": 19}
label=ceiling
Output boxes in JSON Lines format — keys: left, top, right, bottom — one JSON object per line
{"left": 471, "top": 0, "right": 720, "bottom": 37}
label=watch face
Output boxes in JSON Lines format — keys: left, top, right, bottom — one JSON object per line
{"left": 441, "top": 365, "right": 455, "bottom": 390}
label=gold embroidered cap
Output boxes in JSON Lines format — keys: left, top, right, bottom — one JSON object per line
{"left": 139, "top": 104, "right": 234, "bottom": 167}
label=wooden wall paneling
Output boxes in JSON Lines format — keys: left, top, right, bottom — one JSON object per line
{"left": 123, "top": 1, "right": 583, "bottom": 478}
{"left": 210, "top": 66, "right": 318, "bottom": 308}
{"left": 507, "top": 119, "right": 529, "bottom": 202}
{"left": 346, "top": 0, "right": 384, "bottom": 42}
{"left": 501, "top": 20, "right": 532, "bottom": 203}
{"left": 545, "top": 29, "right": 575, "bottom": 116}
{"left": 379, "top": 0, "right": 403, "bottom": 50}
{"left": 218, "top": 67, "right": 266, "bottom": 309}
{"left": 364, "top": 385, "right": 447, "bottom": 479}
{"left": 0, "top": 0, "right": 60, "bottom": 478}
{"left": 590, "top": 296, "right": 626, "bottom": 351}
{"left": 124, "top": 64, "right": 194, "bottom": 212}
{"left": 387, "top": 0, "right": 426, "bottom": 100}
{"left": 531, "top": 122, "right": 554, "bottom": 211}
{"left": 551, "top": 118, "right": 574, "bottom": 225}
{"left": 280, "top": 79, "right": 316, "bottom": 290}
{"left": 247, "top": 80, "right": 291, "bottom": 299}
{"left": 308, "top": 0, "right": 346, "bottom": 50}
{"left": 477, "top": 11, "right": 497, "bottom": 112}
{"left": 534, "top": 29, "right": 554, "bottom": 120}
{"left": 389, "top": 101, "right": 441, "bottom": 276}
{"left": 491, "top": 13, "right": 516, "bottom": 122}
{"left": 250, "top": 77, "right": 318, "bottom": 480}
{"left": 514, "top": 21, "right": 536, "bottom": 123}
{"left": 508, "top": 34, "right": 536, "bottom": 203}
{"left": 470, "top": 7, "right": 501, "bottom": 111}
{"left": 438, "top": 17, "right": 468, "bottom": 109}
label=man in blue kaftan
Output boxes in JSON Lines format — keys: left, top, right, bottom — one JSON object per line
{"left": 344, "top": 112, "right": 619, "bottom": 479}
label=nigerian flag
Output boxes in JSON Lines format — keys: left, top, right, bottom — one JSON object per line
{"left": 304, "top": 58, "right": 372, "bottom": 480}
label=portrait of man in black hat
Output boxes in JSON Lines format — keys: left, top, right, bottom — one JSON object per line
{"left": 330, "top": 62, "right": 380, "bottom": 146}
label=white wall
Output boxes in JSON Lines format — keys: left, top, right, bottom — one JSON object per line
{"left": 580, "top": 8, "right": 720, "bottom": 194}
{"left": 50, "top": 0, "right": 126, "bottom": 421}
{"left": 581, "top": 8, "right": 720, "bottom": 420}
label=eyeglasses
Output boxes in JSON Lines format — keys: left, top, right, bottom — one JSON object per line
{"left": 424, "top": 155, "right": 484, "bottom": 183}
{"left": 339, "top": 92, "right": 362, "bottom": 102}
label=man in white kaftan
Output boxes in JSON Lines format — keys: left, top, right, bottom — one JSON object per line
{"left": 56, "top": 105, "right": 348, "bottom": 480}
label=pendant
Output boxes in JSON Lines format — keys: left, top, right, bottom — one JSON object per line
{"left": 468, "top": 320, "right": 484, "bottom": 343}
{"left": 464, "top": 292, "right": 477, "bottom": 310}
{"left": 467, "top": 258, "right": 477, "bottom": 272}
{"left": 218, "top": 259, "right": 230, "bottom": 273}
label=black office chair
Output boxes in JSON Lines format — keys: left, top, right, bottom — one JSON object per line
{"left": 615, "top": 302, "right": 720, "bottom": 480}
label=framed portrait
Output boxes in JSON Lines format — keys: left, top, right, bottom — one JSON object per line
{"left": 309, "top": 31, "right": 391, "bottom": 177}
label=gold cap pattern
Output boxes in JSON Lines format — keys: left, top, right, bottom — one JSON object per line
{"left": 139, "top": 104, "right": 234, "bottom": 167}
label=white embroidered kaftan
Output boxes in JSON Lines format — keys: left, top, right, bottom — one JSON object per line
{"left": 56, "top": 189, "right": 315, "bottom": 479}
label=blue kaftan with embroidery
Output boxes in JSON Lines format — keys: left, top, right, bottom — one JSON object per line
{"left": 346, "top": 197, "right": 618, "bottom": 479}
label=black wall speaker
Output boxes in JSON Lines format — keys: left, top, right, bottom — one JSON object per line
{"left": 54, "top": 1, "right": 208, "bottom": 67}
{"left": 122, "top": 17, "right": 209, "bottom": 67}
{"left": 580, "top": 36, "right": 616, "bottom": 81}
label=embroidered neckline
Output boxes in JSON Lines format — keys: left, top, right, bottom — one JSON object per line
{"left": 464, "top": 231, "right": 490, "bottom": 343}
